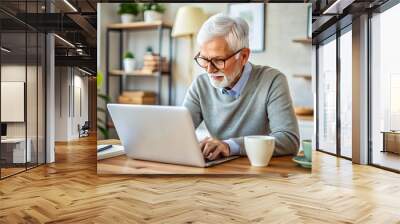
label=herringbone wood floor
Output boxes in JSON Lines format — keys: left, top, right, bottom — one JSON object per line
{"left": 1, "top": 135, "right": 400, "bottom": 223}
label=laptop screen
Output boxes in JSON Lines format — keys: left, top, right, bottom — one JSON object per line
{"left": 1, "top": 123, "right": 7, "bottom": 137}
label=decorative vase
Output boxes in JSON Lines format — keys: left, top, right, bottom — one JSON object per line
{"left": 123, "top": 58, "right": 136, "bottom": 73}
{"left": 144, "top": 10, "right": 162, "bottom": 22}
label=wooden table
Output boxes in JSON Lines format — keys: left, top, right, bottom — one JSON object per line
{"left": 97, "top": 139, "right": 310, "bottom": 175}
{"left": 381, "top": 131, "right": 400, "bottom": 154}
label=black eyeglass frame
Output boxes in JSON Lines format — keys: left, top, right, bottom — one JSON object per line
{"left": 194, "top": 48, "right": 243, "bottom": 71}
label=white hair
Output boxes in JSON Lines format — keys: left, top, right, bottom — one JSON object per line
{"left": 197, "top": 13, "right": 249, "bottom": 53}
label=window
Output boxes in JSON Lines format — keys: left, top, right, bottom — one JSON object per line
{"left": 317, "top": 36, "right": 337, "bottom": 154}
{"left": 339, "top": 28, "right": 352, "bottom": 158}
{"left": 0, "top": 1, "right": 47, "bottom": 179}
{"left": 370, "top": 2, "right": 400, "bottom": 171}
{"left": 316, "top": 25, "right": 353, "bottom": 159}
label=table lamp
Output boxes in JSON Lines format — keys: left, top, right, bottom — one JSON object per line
{"left": 172, "top": 6, "right": 206, "bottom": 37}
{"left": 172, "top": 6, "right": 207, "bottom": 82}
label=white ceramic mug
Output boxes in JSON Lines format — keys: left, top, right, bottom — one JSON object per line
{"left": 244, "top": 136, "right": 275, "bottom": 167}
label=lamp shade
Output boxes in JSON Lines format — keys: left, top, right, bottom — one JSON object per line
{"left": 172, "top": 6, "right": 207, "bottom": 37}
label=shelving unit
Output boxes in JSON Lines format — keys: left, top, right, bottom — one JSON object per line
{"left": 107, "top": 21, "right": 171, "bottom": 30}
{"left": 109, "top": 69, "right": 169, "bottom": 77}
{"left": 105, "top": 21, "right": 173, "bottom": 131}
{"left": 292, "top": 38, "right": 312, "bottom": 44}
{"left": 296, "top": 115, "right": 314, "bottom": 121}
{"left": 293, "top": 74, "right": 312, "bottom": 80}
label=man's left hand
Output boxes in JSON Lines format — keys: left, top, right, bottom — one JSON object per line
{"left": 199, "top": 137, "right": 230, "bottom": 160}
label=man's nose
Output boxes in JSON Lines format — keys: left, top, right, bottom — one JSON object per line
{"left": 206, "top": 62, "right": 218, "bottom": 73}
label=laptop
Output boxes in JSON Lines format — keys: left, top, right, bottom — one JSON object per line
{"left": 107, "top": 104, "right": 239, "bottom": 167}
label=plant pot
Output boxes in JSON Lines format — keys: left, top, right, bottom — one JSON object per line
{"left": 144, "top": 10, "right": 162, "bottom": 22}
{"left": 123, "top": 58, "right": 136, "bottom": 73}
{"left": 121, "top": 14, "right": 134, "bottom": 23}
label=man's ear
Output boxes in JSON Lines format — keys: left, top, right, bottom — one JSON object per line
{"left": 241, "top": 48, "right": 251, "bottom": 65}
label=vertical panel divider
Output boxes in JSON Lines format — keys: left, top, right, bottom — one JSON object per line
{"left": 0, "top": 22, "right": 2, "bottom": 179}
{"left": 316, "top": 44, "right": 319, "bottom": 151}
{"left": 25, "top": 0, "right": 28, "bottom": 171}
{"left": 37, "top": 0, "right": 39, "bottom": 167}
{"left": 336, "top": 25, "right": 341, "bottom": 157}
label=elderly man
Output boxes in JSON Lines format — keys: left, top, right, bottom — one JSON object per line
{"left": 183, "top": 14, "right": 299, "bottom": 161}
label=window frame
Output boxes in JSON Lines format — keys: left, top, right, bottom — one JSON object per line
{"left": 367, "top": 0, "right": 400, "bottom": 173}
{"left": 315, "top": 22, "right": 353, "bottom": 161}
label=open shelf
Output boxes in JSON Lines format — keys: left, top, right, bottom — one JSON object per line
{"left": 294, "top": 106, "right": 314, "bottom": 120}
{"left": 105, "top": 20, "right": 173, "bottom": 132}
{"left": 109, "top": 69, "right": 169, "bottom": 77}
{"left": 296, "top": 115, "right": 314, "bottom": 121}
{"left": 292, "top": 38, "right": 312, "bottom": 44}
{"left": 293, "top": 74, "right": 312, "bottom": 80}
{"left": 107, "top": 21, "right": 172, "bottom": 31}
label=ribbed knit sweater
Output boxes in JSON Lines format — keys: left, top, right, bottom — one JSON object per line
{"left": 183, "top": 63, "right": 300, "bottom": 156}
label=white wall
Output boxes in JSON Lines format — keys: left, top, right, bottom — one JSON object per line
{"left": 1, "top": 65, "right": 40, "bottom": 137}
{"left": 54, "top": 67, "right": 89, "bottom": 141}
{"left": 55, "top": 66, "right": 68, "bottom": 141}
{"left": 98, "top": 3, "right": 312, "bottom": 107}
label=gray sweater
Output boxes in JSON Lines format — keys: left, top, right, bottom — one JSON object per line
{"left": 183, "top": 63, "right": 300, "bottom": 156}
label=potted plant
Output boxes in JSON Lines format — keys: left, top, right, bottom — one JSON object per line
{"left": 142, "top": 3, "right": 165, "bottom": 22}
{"left": 123, "top": 51, "right": 136, "bottom": 72}
{"left": 145, "top": 46, "right": 154, "bottom": 55}
{"left": 118, "top": 3, "right": 140, "bottom": 23}
{"left": 97, "top": 71, "right": 110, "bottom": 139}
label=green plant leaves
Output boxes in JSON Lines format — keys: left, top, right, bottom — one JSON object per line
{"left": 124, "top": 51, "right": 135, "bottom": 59}
{"left": 97, "top": 70, "right": 110, "bottom": 139}
{"left": 118, "top": 3, "right": 140, "bottom": 16}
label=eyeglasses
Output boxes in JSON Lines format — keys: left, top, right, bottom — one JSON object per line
{"left": 194, "top": 48, "right": 243, "bottom": 71}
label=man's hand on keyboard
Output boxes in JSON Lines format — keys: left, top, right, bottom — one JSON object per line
{"left": 199, "top": 137, "right": 230, "bottom": 160}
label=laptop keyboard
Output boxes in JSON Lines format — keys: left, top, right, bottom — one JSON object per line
{"left": 205, "top": 155, "right": 240, "bottom": 167}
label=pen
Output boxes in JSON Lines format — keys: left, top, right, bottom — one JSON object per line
{"left": 97, "top": 144, "right": 113, "bottom": 152}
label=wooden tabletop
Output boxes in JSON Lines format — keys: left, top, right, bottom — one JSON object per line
{"left": 97, "top": 139, "right": 310, "bottom": 175}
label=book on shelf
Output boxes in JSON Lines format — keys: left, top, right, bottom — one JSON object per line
{"left": 142, "top": 54, "right": 169, "bottom": 73}
{"left": 143, "top": 54, "right": 165, "bottom": 60}
{"left": 144, "top": 60, "right": 167, "bottom": 66}
{"left": 141, "top": 65, "right": 169, "bottom": 73}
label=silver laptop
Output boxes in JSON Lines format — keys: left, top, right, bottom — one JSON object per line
{"left": 107, "top": 104, "right": 239, "bottom": 167}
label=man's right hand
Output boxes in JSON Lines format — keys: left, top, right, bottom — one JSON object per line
{"left": 199, "top": 137, "right": 230, "bottom": 160}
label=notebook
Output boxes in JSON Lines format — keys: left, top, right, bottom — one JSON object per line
{"left": 97, "top": 144, "right": 125, "bottom": 160}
